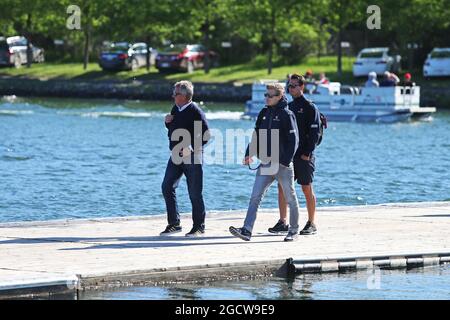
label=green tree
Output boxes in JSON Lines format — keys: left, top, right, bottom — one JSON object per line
{"left": 122, "top": 0, "right": 173, "bottom": 71}
{"left": 186, "top": 0, "right": 230, "bottom": 73}
{"left": 228, "top": 0, "right": 305, "bottom": 75}
{"left": 75, "top": 0, "right": 115, "bottom": 70}
{"left": 0, "top": 0, "right": 65, "bottom": 67}
{"left": 326, "top": 0, "right": 366, "bottom": 76}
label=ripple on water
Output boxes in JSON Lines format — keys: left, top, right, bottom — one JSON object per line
{"left": 0, "top": 109, "right": 34, "bottom": 116}
{"left": 1, "top": 155, "right": 33, "bottom": 161}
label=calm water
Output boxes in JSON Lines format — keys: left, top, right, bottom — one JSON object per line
{"left": 79, "top": 264, "right": 450, "bottom": 300}
{"left": 1, "top": 95, "right": 449, "bottom": 223}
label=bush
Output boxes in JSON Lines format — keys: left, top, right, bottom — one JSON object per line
{"left": 276, "top": 22, "right": 325, "bottom": 65}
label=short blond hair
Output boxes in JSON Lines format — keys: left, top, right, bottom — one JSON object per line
{"left": 266, "top": 83, "right": 285, "bottom": 96}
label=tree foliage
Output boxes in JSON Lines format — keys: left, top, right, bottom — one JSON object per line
{"left": 0, "top": 0, "right": 448, "bottom": 74}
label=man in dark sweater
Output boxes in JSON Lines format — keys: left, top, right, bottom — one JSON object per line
{"left": 269, "top": 74, "right": 321, "bottom": 236}
{"left": 229, "top": 83, "right": 301, "bottom": 242}
{"left": 161, "top": 81, "right": 210, "bottom": 237}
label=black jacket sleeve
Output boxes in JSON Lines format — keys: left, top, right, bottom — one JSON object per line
{"left": 303, "top": 105, "right": 320, "bottom": 157}
{"left": 280, "top": 109, "right": 299, "bottom": 166}
{"left": 245, "top": 108, "right": 265, "bottom": 158}
{"left": 193, "top": 105, "right": 210, "bottom": 148}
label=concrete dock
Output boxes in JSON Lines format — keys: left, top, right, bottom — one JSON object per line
{"left": 0, "top": 201, "right": 449, "bottom": 298}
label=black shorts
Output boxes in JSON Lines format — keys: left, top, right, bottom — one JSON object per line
{"left": 294, "top": 154, "right": 315, "bottom": 185}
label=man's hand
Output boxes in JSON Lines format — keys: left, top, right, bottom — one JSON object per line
{"left": 242, "top": 156, "right": 253, "bottom": 165}
{"left": 300, "top": 154, "right": 310, "bottom": 161}
{"left": 182, "top": 147, "right": 192, "bottom": 158}
{"left": 165, "top": 114, "right": 174, "bottom": 124}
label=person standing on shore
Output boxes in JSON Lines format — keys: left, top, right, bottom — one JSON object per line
{"left": 161, "top": 81, "right": 210, "bottom": 237}
{"left": 268, "top": 74, "right": 321, "bottom": 236}
{"left": 229, "top": 82, "right": 301, "bottom": 242}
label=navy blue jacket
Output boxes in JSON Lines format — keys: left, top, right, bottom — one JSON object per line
{"left": 380, "top": 79, "right": 396, "bottom": 87}
{"left": 288, "top": 95, "right": 320, "bottom": 158}
{"left": 245, "top": 98, "right": 299, "bottom": 167}
{"left": 165, "top": 102, "right": 210, "bottom": 151}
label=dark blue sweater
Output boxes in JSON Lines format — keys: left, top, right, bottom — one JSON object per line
{"left": 165, "top": 102, "right": 210, "bottom": 151}
{"left": 245, "top": 98, "right": 299, "bottom": 167}
{"left": 288, "top": 95, "right": 320, "bottom": 158}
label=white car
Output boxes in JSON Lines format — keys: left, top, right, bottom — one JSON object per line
{"left": 5, "top": 36, "right": 45, "bottom": 66}
{"left": 423, "top": 48, "right": 450, "bottom": 77}
{"left": 353, "top": 48, "right": 401, "bottom": 77}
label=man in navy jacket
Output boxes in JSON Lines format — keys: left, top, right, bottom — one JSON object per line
{"left": 229, "top": 83, "right": 301, "bottom": 242}
{"left": 270, "top": 74, "right": 321, "bottom": 236}
{"left": 161, "top": 81, "right": 210, "bottom": 237}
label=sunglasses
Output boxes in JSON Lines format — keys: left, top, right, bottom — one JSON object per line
{"left": 172, "top": 92, "right": 182, "bottom": 97}
{"left": 264, "top": 93, "right": 280, "bottom": 98}
{"left": 288, "top": 84, "right": 300, "bottom": 89}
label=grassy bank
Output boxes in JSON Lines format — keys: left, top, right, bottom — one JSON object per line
{"left": 1, "top": 55, "right": 449, "bottom": 88}
{"left": 0, "top": 56, "right": 356, "bottom": 84}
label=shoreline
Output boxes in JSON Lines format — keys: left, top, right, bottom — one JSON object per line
{"left": 0, "top": 77, "right": 251, "bottom": 103}
{"left": 1, "top": 77, "right": 450, "bottom": 108}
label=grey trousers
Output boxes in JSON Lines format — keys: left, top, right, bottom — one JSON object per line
{"left": 243, "top": 163, "right": 300, "bottom": 234}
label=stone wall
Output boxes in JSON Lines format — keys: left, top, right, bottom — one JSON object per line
{"left": 0, "top": 77, "right": 449, "bottom": 108}
{"left": 0, "top": 78, "right": 251, "bottom": 103}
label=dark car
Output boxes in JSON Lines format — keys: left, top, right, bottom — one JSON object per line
{"left": 0, "top": 36, "right": 45, "bottom": 68}
{"left": 155, "top": 44, "right": 218, "bottom": 73}
{"left": 99, "top": 42, "right": 157, "bottom": 71}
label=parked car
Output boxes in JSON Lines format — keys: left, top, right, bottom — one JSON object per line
{"left": 0, "top": 36, "right": 44, "bottom": 68}
{"left": 155, "top": 44, "right": 218, "bottom": 73}
{"left": 423, "top": 48, "right": 450, "bottom": 77}
{"left": 99, "top": 42, "right": 157, "bottom": 71}
{"left": 353, "top": 47, "right": 401, "bottom": 77}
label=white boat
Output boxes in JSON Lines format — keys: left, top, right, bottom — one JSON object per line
{"left": 244, "top": 80, "right": 436, "bottom": 123}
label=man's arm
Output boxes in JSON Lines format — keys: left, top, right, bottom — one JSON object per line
{"left": 302, "top": 105, "right": 320, "bottom": 158}
{"left": 165, "top": 106, "right": 177, "bottom": 129}
{"left": 245, "top": 108, "right": 265, "bottom": 160}
{"left": 279, "top": 110, "right": 299, "bottom": 167}
{"left": 195, "top": 107, "right": 210, "bottom": 145}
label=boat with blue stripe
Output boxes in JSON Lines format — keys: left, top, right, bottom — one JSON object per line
{"left": 244, "top": 80, "right": 436, "bottom": 123}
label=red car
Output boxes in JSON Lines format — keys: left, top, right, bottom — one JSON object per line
{"left": 155, "top": 44, "right": 218, "bottom": 73}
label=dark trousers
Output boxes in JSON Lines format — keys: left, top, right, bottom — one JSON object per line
{"left": 161, "top": 157, "right": 205, "bottom": 229}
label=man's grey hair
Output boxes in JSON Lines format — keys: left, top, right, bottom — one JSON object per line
{"left": 174, "top": 80, "right": 194, "bottom": 100}
{"left": 266, "top": 82, "right": 285, "bottom": 96}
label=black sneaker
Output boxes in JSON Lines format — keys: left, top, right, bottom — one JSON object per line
{"left": 268, "top": 220, "right": 289, "bottom": 234}
{"left": 185, "top": 226, "right": 205, "bottom": 237}
{"left": 229, "top": 226, "right": 251, "bottom": 241}
{"left": 299, "top": 221, "right": 317, "bottom": 235}
{"left": 160, "top": 223, "right": 182, "bottom": 236}
{"left": 284, "top": 231, "right": 299, "bottom": 242}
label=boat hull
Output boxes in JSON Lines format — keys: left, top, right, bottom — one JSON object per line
{"left": 244, "top": 101, "right": 413, "bottom": 123}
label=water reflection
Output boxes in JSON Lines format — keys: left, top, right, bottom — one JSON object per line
{"left": 78, "top": 265, "right": 450, "bottom": 300}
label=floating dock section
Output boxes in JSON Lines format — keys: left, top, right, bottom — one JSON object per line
{"left": 0, "top": 201, "right": 449, "bottom": 298}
